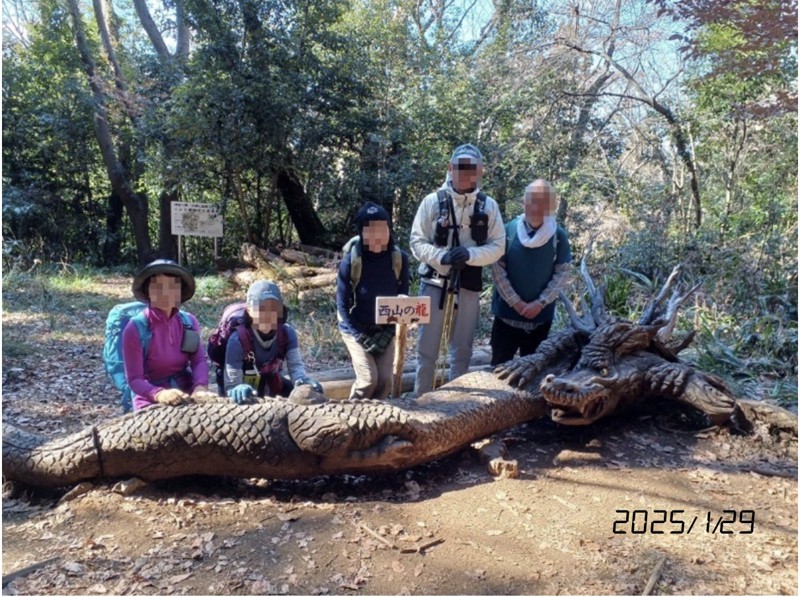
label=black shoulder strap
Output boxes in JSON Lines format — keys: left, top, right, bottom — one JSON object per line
{"left": 446, "top": 194, "right": 459, "bottom": 248}
{"left": 237, "top": 325, "right": 255, "bottom": 366}
{"left": 436, "top": 189, "right": 449, "bottom": 218}
{"left": 436, "top": 189, "right": 458, "bottom": 248}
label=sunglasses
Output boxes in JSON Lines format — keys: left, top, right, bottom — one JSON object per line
{"left": 454, "top": 163, "right": 478, "bottom": 171}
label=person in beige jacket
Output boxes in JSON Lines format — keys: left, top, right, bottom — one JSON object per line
{"left": 409, "top": 144, "right": 505, "bottom": 396}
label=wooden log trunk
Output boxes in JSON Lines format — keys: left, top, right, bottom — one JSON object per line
{"left": 313, "top": 350, "right": 492, "bottom": 384}
{"left": 299, "top": 244, "right": 340, "bottom": 260}
{"left": 280, "top": 248, "right": 325, "bottom": 267}
{"left": 392, "top": 324, "right": 408, "bottom": 398}
{"left": 320, "top": 363, "right": 493, "bottom": 400}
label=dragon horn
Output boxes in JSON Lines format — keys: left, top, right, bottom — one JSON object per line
{"left": 559, "top": 291, "right": 595, "bottom": 335}
{"left": 638, "top": 264, "right": 682, "bottom": 325}
{"left": 656, "top": 281, "right": 702, "bottom": 343}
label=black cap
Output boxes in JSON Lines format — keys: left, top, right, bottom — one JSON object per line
{"left": 353, "top": 202, "right": 391, "bottom": 230}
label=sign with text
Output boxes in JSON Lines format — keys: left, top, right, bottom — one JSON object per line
{"left": 375, "top": 296, "right": 431, "bottom": 325}
{"left": 171, "top": 202, "right": 223, "bottom": 238}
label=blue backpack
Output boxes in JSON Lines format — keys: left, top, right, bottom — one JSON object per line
{"left": 102, "top": 302, "right": 193, "bottom": 412}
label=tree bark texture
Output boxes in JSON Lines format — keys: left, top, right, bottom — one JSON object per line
{"left": 158, "top": 190, "right": 179, "bottom": 260}
{"left": 66, "top": 0, "right": 153, "bottom": 264}
{"left": 102, "top": 190, "right": 123, "bottom": 265}
{"left": 276, "top": 169, "right": 327, "bottom": 246}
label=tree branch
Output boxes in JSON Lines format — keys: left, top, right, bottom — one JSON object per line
{"left": 557, "top": 38, "right": 702, "bottom": 226}
{"left": 92, "top": 0, "right": 138, "bottom": 122}
{"left": 132, "top": 0, "right": 170, "bottom": 59}
{"left": 175, "top": 0, "right": 191, "bottom": 58}
{"left": 443, "top": 0, "right": 479, "bottom": 47}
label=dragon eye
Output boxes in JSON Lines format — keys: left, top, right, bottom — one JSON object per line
{"left": 600, "top": 367, "right": 609, "bottom": 377}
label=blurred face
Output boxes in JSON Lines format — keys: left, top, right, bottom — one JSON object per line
{"left": 251, "top": 299, "right": 282, "bottom": 334}
{"left": 523, "top": 180, "right": 556, "bottom": 227}
{"left": 362, "top": 220, "right": 390, "bottom": 253}
{"left": 448, "top": 158, "right": 483, "bottom": 194}
{"left": 148, "top": 274, "right": 182, "bottom": 314}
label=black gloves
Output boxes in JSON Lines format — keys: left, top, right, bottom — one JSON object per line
{"left": 356, "top": 326, "right": 396, "bottom": 355}
{"left": 440, "top": 246, "right": 470, "bottom": 267}
{"left": 295, "top": 377, "right": 324, "bottom": 394}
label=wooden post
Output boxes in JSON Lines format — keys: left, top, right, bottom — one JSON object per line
{"left": 177, "top": 235, "right": 183, "bottom": 265}
{"left": 391, "top": 323, "right": 408, "bottom": 398}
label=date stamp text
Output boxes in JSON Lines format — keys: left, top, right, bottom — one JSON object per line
{"left": 612, "top": 509, "right": 755, "bottom": 535}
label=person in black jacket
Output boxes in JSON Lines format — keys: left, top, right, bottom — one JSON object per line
{"left": 336, "top": 202, "right": 410, "bottom": 399}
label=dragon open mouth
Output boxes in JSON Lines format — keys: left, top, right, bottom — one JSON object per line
{"left": 540, "top": 375, "right": 612, "bottom": 424}
{"left": 550, "top": 398, "right": 608, "bottom": 423}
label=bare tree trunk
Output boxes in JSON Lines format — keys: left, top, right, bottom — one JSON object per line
{"left": 158, "top": 190, "right": 179, "bottom": 259}
{"left": 560, "top": 5, "right": 703, "bottom": 228}
{"left": 557, "top": 0, "right": 620, "bottom": 225}
{"left": 720, "top": 119, "right": 749, "bottom": 242}
{"left": 559, "top": 68, "right": 613, "bottom": 224}
{"left": 102, "top": 190, "right": 123, "bottom": 265}
{"left": 276, "top": 169, "right": 327, "bottom": 246}
{"left": 131, "top": 0, "right": 170, "bottom": 58}
{"left": 128, "top": 0, "right": 191, "bottom": 258}
{"left": 92, "top": 0, "right": 127, "bottom": 99}
{"left": 67, "top": 0, "right": 153, "bottom": 264}
{"left": 174, "top": 0, "right": 191, "bottom": 58}
{"left": 263, "top": 171, "right": 278, "bottom": 243}
{"left": 233, "top": 170, "right": 256, "bottom": 245}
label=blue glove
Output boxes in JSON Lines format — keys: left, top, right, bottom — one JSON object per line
{"left": 295, "top": 377, "right": 324, "bottom": 394}
{"left": 228, "top": 384, "right": 255, "bottom": 404}
{"left": 440, "top": 246, "right": 470, "bottom": 267}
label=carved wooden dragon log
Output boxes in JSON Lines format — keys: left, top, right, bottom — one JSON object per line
{"left": 3, "top": 251, "right": 795, "bottom": 488}
{"left": 3, "top": 371, "right": 550, "bottom": 488}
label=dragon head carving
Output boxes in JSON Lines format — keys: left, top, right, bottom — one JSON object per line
{"left": 531, "top": 243, "right": 736, "bottom": 426}
{"left": 540, "top": 321, "right": 661, "bottom": 425}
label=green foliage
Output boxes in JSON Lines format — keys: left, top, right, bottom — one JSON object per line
{"left": 691, "top": 300, "right": 797, "bottom": 404}
{"left": 193, "top": 276, "right": 233, "bottom": 300}
{"left": 2, "top": 0, "right": 796, "bottom": 403}
{"left": 603, "top": 272, "right": 634, "bottom": 319}
{"left": 2, "top": 3, "right": 110, "bottom": 264}
{"left": 2, "top": 333, "right": 37, "bottom": 359}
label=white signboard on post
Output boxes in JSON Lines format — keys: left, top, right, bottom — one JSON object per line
{"left": 375, "top": 296, "right": 431, "bottom": 325}
{"left": 171, "top": 202, "right": 223, "bottom": 238}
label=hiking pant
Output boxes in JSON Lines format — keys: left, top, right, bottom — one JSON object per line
{"left": 490, "top": 317, "right": 552, "bottom": 366}
{"left": 341, "top": 332, "right": 395, "bottom": 399}
{"left": 414, "top": 281, "right": 481, "bottom": 396}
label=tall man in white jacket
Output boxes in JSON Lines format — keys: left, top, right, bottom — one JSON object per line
{"left": 410, "top": 144, "right": 505, "bottom": 396}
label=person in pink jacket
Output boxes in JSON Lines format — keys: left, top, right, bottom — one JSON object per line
{"left": 122, "top": 259, "right": 216, "bottom": 410}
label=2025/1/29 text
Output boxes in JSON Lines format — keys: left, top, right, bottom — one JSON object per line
{"left": 612, "top": 509, "right": 755, "bottom": 535}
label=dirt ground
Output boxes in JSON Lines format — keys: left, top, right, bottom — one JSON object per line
{"left": 2, "top": 275, "right": 798, "bottom": 595}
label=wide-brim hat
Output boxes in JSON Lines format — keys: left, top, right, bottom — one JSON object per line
{"left": 132, "top": 259, "right": 195, "bottom": 303}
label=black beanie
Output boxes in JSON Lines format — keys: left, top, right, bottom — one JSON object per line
{"left": 353, "top": 202, "right": 391, "bottom": 230}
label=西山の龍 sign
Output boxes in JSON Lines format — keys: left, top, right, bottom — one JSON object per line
{"left": 375, "top": 296, "right": 431, "bottom": 325}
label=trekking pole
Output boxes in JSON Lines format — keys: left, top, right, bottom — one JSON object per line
{"left": 433, "top": 268, "right": 459, "bottom": 390}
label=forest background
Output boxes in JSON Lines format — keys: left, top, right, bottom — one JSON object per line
{"left": 2, "top": 0, "right": 798, "bottom": 404}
